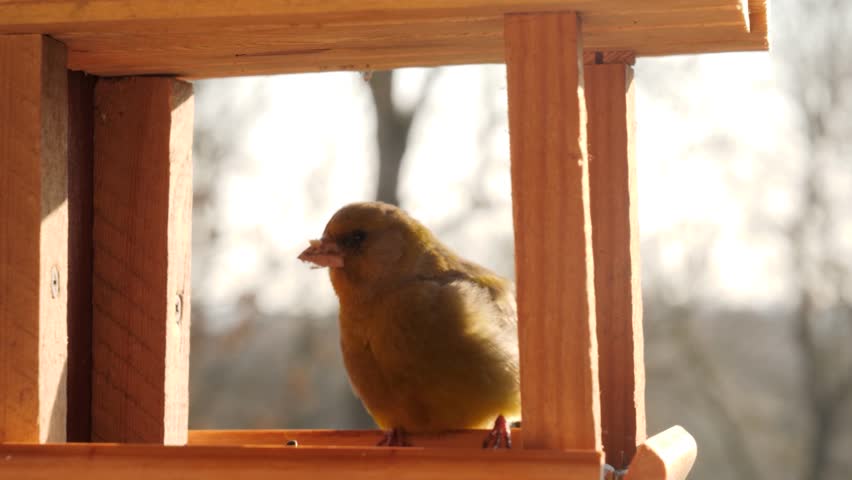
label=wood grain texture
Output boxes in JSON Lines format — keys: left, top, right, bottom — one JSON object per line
{"left": 92, "top": 77, "right": 193, "bottom": 444}
{"left": 0, "top": 443, "right": 601, "bottom": 480}
{"left": 0, "top": 0, "right": 754, "bottom": 26}
{"left": 585, "top": 63, "right": 646, "bottom": 469}
{"left": 505, "top": 12, "right": 601, "bottom": 452}
{"left": 189, "top": 429, "right": 522, "bottom": 448}
{"left": 0, "top": 0, "right": 768, "bottom": 78}
{"left": 748, "top": 0, "right": 768, "bottom": 35}
{"left": 623, "top": 426, "right": 697, "bottom": 480}
{"left": 66, "top": 71, "right": 95, "bottom": 442}
{"left": 583, "top": 51, "right": 636, "bottom": 66}
{"left": 0, "top": 34, "right": 68, "bottom": 443}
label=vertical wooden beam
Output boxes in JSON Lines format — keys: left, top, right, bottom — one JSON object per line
{"left": 586, "top": 58, "right": 646, "bottom": 469}
{"left": 66, "top": 71, "right": 96, "bottom": 442}
{"left": 0, "top": 35, "right": 69, "bottom": 443}
{"left": 92, "top": 77, "right": 193, "bottom": 444}
{"left": 504, "top": 12, "right": 601, "bottom": 452}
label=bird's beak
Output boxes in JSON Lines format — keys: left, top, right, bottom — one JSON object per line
{"left": 298, "top": 238, "right": 344, "bottom": 268}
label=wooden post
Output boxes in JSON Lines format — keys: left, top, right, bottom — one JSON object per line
{"left": 92, "top": 77, "right": 193, "bottom": 444}
{"left": 586, "top": 57, "right": 646, "bottom": 468}
{"left": 0, "top": 35, "right": 69, "bottom": 443}
{"left": 504, "top": 12, "right": 602, "bottom": 452}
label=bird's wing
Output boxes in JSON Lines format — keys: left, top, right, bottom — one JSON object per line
{"left": 454, "top": 259, "right": 518, "bottom": 334}
{"left": 412, "top": 258, "right": 519, "bottom": 358}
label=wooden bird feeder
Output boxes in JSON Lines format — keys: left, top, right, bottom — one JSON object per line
{"left": 0, "top": 1, "right": 767, "bottom": 479}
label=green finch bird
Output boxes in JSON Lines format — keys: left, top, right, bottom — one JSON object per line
{"left": 298, "top": 201, "right": 519, "bottom": 447}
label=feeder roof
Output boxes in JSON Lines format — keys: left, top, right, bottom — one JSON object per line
{"left": 0, "top": 0, "right": 768, "bottom": 78}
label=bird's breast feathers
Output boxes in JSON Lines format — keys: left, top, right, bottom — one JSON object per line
{"left": 337, "top": 276, "right": 520, "bottom": 431}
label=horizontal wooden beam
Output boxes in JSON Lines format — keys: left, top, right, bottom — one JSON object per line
{"left": 0, "top": 0, "right": 768, "bottom": 78}
{"left": 0, "top": 443, "right": 601, "bottom": 480}
{"left": 188, "top": 429, "right": 519, "bottom": 448}
{"left": 0, "top": 0, "right": 755, "bottom": 27}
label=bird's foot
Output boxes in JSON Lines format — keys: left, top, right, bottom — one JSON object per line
{"left": 482, "top": 414, "right": 511, "bottom": 449}
{"left": 602, "top": 464, "right": 629, "bottom": 480}
{"left": 377, "top": 427, "right": 411, "bottom": 447}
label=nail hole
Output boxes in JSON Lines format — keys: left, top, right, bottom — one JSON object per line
{"left": 174, "top": 294, "right": 183, "bottom": 325}
{"left": 50, "top": 266, "right": 60, "bottom": 299}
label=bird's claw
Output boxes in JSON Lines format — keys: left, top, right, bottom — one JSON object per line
{"left": 602, "top": 464, "right": 629, "bottom": 480}
{"left": 482, "top": 414, "right": 511, "bottom": 449}
{"left": 377, "top": 427, "right": 411, "bottom": 447}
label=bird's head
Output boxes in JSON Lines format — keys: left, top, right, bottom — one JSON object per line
{"left": 298, "top": 202, "right": 450, "bottom": 301}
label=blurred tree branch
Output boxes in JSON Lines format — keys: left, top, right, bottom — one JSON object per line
{"left": 671, "top": 313, "right": 764, "bottom": 480}
{"left": 368, "top": 69, "right": 440, "bottom": 205}
{"left": 642, "top": 2, "right": 852, "bottom": 477}
{"left": 644, "top": 228, "right": 763, "bottom": 480}
{"left": 779, "top": 0, "right": 852, "bottom": 477}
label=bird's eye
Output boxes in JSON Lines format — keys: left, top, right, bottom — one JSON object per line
{"left": 340, "top": 229, "right": 367, "bottom": 250}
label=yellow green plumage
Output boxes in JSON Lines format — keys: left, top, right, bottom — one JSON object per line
{"left": 299, "top": 201, "right": 520, "bottom": 433}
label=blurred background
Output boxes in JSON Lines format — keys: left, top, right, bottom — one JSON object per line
{"left": 187, "top": 1, "right": 852, "bottom": 479}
